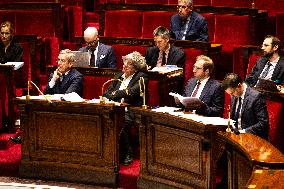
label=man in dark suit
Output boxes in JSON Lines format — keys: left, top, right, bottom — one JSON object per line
{"left": 44, "top": 49, "right": 83, "bottom": 97}
{"left": 223, "top": 73, "right": 269, "bottom": 139}
{"left": 104, "top": 51, "right": 148, "bottom": 166}
{"left": 145, "top": 26, "right": 185, "bottom": 69}
{"left": 79, "top": 27, "right": 116, "bottom": 68}
{"left": 175, "top": 55, "right": 224, "bottom": 117}
{"left": 246, "top": 35, "right": 284, "bottom": 86}
{"left": 170, "top": 0, "right": 208, "bottom": 42}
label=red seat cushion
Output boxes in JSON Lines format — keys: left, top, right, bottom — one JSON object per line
{"left": 104, "top": 11, "right": 143, "bottom": 38}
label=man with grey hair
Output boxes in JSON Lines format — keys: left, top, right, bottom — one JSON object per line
{"left": 145, "top": 26, "right": 185, "bottom": 69}
{"left": 170, "top": 0, "right": 208, "bottom": 41}
{"left": 44, "top": 49, "right": 83, "bottom": 96}
{"left": 79, "top": 27, "right": 116, "bottom": 68}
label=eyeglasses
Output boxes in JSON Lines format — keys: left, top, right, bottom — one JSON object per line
{"left": 177, "top": 5, "right": 189, "bottom": 9}
{"left": 86, "top": 40, "right": 98, "bottom": 46}
{"left": 56, "top": 58, "right": 67, "bottom": 63}
{"left": 0, "top": 32, "right": 10, "bottom": 35}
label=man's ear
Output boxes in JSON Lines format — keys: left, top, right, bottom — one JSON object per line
{"left": 273, "top": 45, "right": 279, "bottom": 51}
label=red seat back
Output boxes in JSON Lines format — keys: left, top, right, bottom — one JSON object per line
{"left": 83, "top": 75, "right": 113, "bottom": 99}
{"left": 148, "top": 80, "right": 160, "bottom": 107}
{"left": 246, "top": 53, "right": 260, "bottom": 76}
{"left": 276, "top": 12, "right": 284, "bottom": 43}
{"left": 125, "top": 0, "right": 167, "bottom": 3}
{"left": 142, "top": 11, "right": 173, "bottom": 38}
{"left": 211, "top": 0, "right": 251, "bottom": 7}
{"left": 104, "top": 11, "right": 143, "bottom": 38}
{"left": 201, "top": 13, "right": 215, "bottom": 42}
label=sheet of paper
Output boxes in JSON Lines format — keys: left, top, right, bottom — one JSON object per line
{"left": 152, "top": 106, "right": 181, "bottom": 113}
{"left": 5, "top": 62, "right": 24, "bottom": 70}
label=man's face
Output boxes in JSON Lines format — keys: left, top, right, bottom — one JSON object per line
{"left": 177, "top": 2, "right": 192, "bottom": 19}
{"left": 225, "top": 85, "right": 242, "bottom": 97}
{"left": 261, "top": 37, "right": 277, "bottom": 58}
{"left": 0, "top": 26, "right": 12, "bottom": 43}
{"left": 193, "top": 59, "right": 207, "bottom": 80}
{"left": 154, "top": 36, "right": 169, "bottom": 52}
{"left": 84, "top": 34, "right": 98, "bottom": 48}
{"left": 57, "top": 54, "right": 72, "bottom": 74}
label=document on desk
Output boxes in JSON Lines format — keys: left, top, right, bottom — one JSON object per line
{"left": 180, "top": 114, "right": 235, "bottom": 126}
{"left": 5, "top": 62, "right": 24, "bottom": 70}
{"left": 169, "top": 92, "right": 204, "bottom": 107}
{"left": 62, "top": 92, "right": 85, "bottom": 102}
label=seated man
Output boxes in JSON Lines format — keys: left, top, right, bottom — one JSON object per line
{"left": 223, "top": 73, "right": 269, "bottom": 139}
{"left": 175, "top": 55, "right": 224, "bottom": 117}
{"left": 104, "top": 51, "right": 148, "bottom": 165}
{"left": 44, "top": 49, "right": 83, "bottom": 96}
{"left": 10, "top": 49, "right": 83, "bottom": 144}
{"left": 245, "top": 35, "right": 284, "bottom": 86}
{"left": 170, "top": 0, "right": 208, "bottom": 42}
{"left": 145, "top": 26, "right": 185, "bottom": 70}
{"left": 79, "top": 27, "right": 116, "bottom": 68}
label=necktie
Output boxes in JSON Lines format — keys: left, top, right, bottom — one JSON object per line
{"left": 260, "top": 62, "right": 272, "bottom": 79}
{"left": 90, "top": 49, "right": 96, "bottom": 67}
{"left": 191, "top": 81, "right": 201, "bottom": 97}
{"left": 162, "top": 51, "right": 166, "bottom": 65}
{"left": 233, "top": 97, "right": 242, "bottom": 129}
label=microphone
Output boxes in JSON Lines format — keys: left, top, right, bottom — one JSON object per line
{"left": 100, "top": 78, "right": 123, "bottom": 104}
{"left": 27, "top": 80, "right": 52, "bottom": 103}
{"left": 139, "top": 77, "right": 147, "bottom": 109}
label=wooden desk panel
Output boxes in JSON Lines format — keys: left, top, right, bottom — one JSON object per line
{"left": 17, "top": 99, "right": 124, "bottom": 187}
{"left": 132, "top": 108, "right": 227, "bottom": 189}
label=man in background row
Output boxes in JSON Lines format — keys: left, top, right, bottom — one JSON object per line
{"left": 79, "top": 27, "right": 116, "bottom": 68}
{"left": 146, "top": 26, "right": 185, "bottom": 69}
{"left": 245, "top": 35, "right": 284, "bottom": 86}
{"left": 170, "top": 0, "right": 208, "bottom": 42}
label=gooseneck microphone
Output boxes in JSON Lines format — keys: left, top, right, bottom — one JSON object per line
{"left": 27, "top": 80, "right": 52, "bottom": 103}
{"left": 100, "top": 78, "right": 123, "bottom": 104}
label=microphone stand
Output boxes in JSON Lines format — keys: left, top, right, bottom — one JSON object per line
{"left": 100, "top": 79, "right": 123, "bottom": 104}
{"left": 139, "top": 77, "right": 147, "bottom": 109}
{"left": 27, "top": 80, "right": 52, "bottom": 103}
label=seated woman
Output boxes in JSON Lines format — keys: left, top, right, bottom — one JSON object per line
{"left": 103, "top": 51, "right": 148, "bottom": 165}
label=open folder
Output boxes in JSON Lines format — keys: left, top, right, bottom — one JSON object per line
{"left": 169, "top": 92, "right": 205, "bottom": 109}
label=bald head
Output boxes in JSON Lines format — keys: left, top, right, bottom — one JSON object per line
{"left": 83, "top": 27, "right": 98, "bottom": 43}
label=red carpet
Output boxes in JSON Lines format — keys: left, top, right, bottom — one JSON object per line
{"left": 0, "top": 132, "right": 140, "bottom": 188}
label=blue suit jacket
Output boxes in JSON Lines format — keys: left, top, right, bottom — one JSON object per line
{"left": 183, "top": 78, "right": 224, "bottom": 117}
{"left": 230, "top": 86, "right": 269, "bottom": 139}
{"left": 44, "top": 68, "right": 83, "bottom": 97}
{"left": 79, "top": 43, "right": 117, "bottom": 68}
{"left": 170, "top": 12, "right": 209, "bottom": 42}
{"left": 245, "top": 56, "right": 284, "bottom": 86}
{"left": 145, "top": 45, "right": 185, "bottom": 69}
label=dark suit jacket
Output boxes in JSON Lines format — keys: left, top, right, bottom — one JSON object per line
{"left": 183, "top": 78, "right": 224, "bottom": 117}
{"left": 145, "top": 45, "right": 185, "bottom": 69}
{"left": 245, "top": 56, "right": 284, "bottom": 86}
{"left": 230, "top": 86, "right": 269, "bottom": 139}
{"left": 0, "top": 39, "right": 23, "bottom": 63}
{"left": 103, "top": 71, "right": 148, "bottom": 107}
{"left": 44, "top": 68, "right": 83, "bottom": 97}
{"left": 170, "top": 12, "right": 209, "bottom": 42}
{"left": 79, "top": 43, "right": 117, "bottom": 68}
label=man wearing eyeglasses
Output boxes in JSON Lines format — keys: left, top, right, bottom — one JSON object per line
{"left": 79, "top": 27, "right": 116, "bottom": 68}
{"left": 170, "top": 0, "right": 208, "bottom": 42}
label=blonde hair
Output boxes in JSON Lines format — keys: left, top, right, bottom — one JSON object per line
{"left": 123, "top": 51, "right": 147, "bottom": 71}
{"left": 59, "top": 49, "right": 75, "bottom": 63}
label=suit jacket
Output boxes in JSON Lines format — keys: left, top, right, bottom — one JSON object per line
{"left": 0, "top": 39, "right": 23, "bottom": 63}
{"left": 245, "top": 56, "right": 284, "bottom": 86}
{"left": 183, "top": 78, "right": 224, "bottom": 117}
{"left": 44, "top": 68, "right": 83, "bottom": 97}
{"left": 230, "top": 86, "right": 269, "bottom": 139}
{"left": 103, "top": 71, "right": 148, "bottom": 107}
{"left": 145, "top": 45, "right": 185, "bottom": 69}
{"left": 170, "top": 12, "right": 209, "bottom": 42}
{"left": 79, "top": 43, "right": 116, "bottom": 68}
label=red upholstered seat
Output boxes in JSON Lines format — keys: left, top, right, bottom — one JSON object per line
{"left": 168, "top": 0, "right": 211, "bottom": 5}
{"left": 83, "top": 75, "right": 113, "bottom": 100}
{"left": 246, "top": 53, "right": 260, "bottom": 75}
{"left": 125, "top": 0, "right": 168, "bottom": 4}
{"left": 214, "top": 15, "right": 250, "bottom": 52}
{"left": 142, "top": 11, "right": 173, "bottom": 38}
{"left": 182, "top": 48, "right": 203, "bottom": 84}
{"left": 64, "top": 6, "right": 83, "bottom": 42}
{"left": 104, "top": 11, "right": 143, "bottom": 38}
{"left": 211, "top": 0, "right": 251, "bottom": 7}
{"left": 111, "top": 44, "right": 147, "bottom": 69}
{"left": 147, "top": 80, "right": 160, "bottom": 107}
{"left": 276, "top": 12, "right": 284, "bottom": 43}
{"left": 200, "top": 13, "right": 215, "bottom": 42}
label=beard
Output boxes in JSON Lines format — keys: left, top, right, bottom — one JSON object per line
{"left": 262, "top": 50, "right": 274, "bottom": 59}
